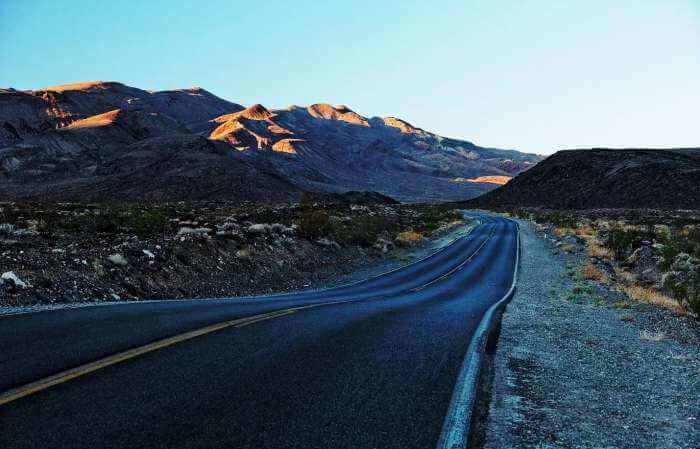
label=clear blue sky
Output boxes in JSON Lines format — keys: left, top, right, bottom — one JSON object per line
{"left": 1, "top": 0, "right": 698, "bottom": 154}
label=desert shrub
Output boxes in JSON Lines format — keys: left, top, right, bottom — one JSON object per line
{"left": 55, "top": 203, "right": 168, "bottom": 236}
{"left": 605, "top": 228, "right": 653, "bottom": 259}
{"left": 666, "top": 277, "right": 700, "bottom": 316}
{"left": 509, "top": 208, "right": 531, "bottom": 220}
{"left": 530, "top": 211, "right": 577, "bottom": 228}
{"left": 0, "top": 204, "right": 19, "bottom": 224}
{"left": 297, "top": 192, "right": 332, "bottom": 238}
{"left": 658, "top": 233, "right": 700, "bottom": 271}
{"left": 129, "top": 209, "right": 167, "bottom": 237}
{"left": 34, "top": 219, "right": 55, "bottom": 237}
{"left": 662, "top": 253, "right": 700, "bottom": 316}
{"left": 332, "top": 215, "right": 395, "bottom": 247}
{"left": 413, "top": 205, "right": 462, "bottom": 235}
{"left": 88, "top": 206, "right": 126, "bottom": 233}
{"left": 298, "top": 209, "right": 331, "bottom": 239}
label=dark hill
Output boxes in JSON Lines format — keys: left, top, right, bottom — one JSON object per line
{"left": 466, "top": 148, "right": 700, "bottom": 210}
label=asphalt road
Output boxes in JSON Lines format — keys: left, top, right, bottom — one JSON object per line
{"left": 0, "top": 214, "right": 519, "bottom": 449}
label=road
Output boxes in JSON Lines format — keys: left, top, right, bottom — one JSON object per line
{"left": 0, "top": 214, "right": 519, "bottom": 449}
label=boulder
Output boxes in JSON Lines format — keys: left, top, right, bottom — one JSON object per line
{"left": 0, "top": 271, "right": 29, "bottom": 289}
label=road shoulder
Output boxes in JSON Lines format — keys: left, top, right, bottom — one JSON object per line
{"left": 474, "top": 219, "right": 699, "bottom": 449}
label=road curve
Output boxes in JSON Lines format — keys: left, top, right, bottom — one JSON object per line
{"left": 0, "top": 214, "right": 519, "bottom": 449}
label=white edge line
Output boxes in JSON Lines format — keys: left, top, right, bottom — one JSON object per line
{"left": 1, "top": 215, "right": 483, "bottom": 318}
{"left": 435, "top": 218, "right": 520, "bottom": 449}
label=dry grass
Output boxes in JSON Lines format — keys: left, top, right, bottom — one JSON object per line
{"left": 581, "top": 230, "right": 613, "bottom": 259}
{"left": 394, "top": 230, "right": 424, "bottom": 247}
{"left": 553, "top": 227, "right": 570, "bottom": 238}
{"left": 582, "top": 263, "right": 609, "bottom": 284}
{"left": 621, "top": 284, "right": 684, "bottom": 314}
{"left": 586, "top": 242, "right": 615, "bottom": 259}
{"left": 553, "top": 225, "right": 615, "bottom": 259}
{"left": 580, "top": 226, "right": 615, "bottom": 259}
{"left": 614, "top": 267, "right": 637, "bottom": 284}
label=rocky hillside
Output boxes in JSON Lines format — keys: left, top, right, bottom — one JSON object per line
{"left": 467, "top": 149, "right": 700, "bottom": 210}
{"left": 0, "top": 200, "right": 468, "bottom": 306}
{"left": 0, "top": 81, "right": 541, "bottom": 202}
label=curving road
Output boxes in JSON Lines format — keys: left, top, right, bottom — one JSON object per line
{"left": 0, "top": 214, "right": 519, "bottom": 449}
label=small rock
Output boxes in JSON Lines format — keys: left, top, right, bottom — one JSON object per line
{"left": 247, "top": 223, "right": 270, "bottom": 235}
{"left": 236, "top": 249, "right": 251, "bottom": 259}
{"left": 177, "top": 227, "right": 212, "bottom": 237}
{"left": 317, "top": 237, "right": 334, "bottom": 247}
{"left": 270, "top": 223, "right": 286, "bottom": 234}
{"left": 107, "top": 254, "right": 128, "bottom": 267}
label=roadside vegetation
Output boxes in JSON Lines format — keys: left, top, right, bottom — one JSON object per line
{"left": 505, "top": 208, "right": 700, "bottom": 317}
{"left": 297, "top": 194, "right": 464, "bottom": 249}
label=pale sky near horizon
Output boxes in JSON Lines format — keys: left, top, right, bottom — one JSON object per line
{"left": 1, "top": 0, "right": 698, "bottom": 154}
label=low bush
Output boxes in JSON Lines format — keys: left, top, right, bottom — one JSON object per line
{"left": 54, "top": 203, "right": 169, "bottom": 236}
{"left": 333, "top": 215, "right": 396, "bottom": 247}
{"left": 298, "top": 209, "right": 331, "bottom": 239}
{"left": 530, "top": 210, "right": 578, "bottom": 228}
{"left": 412, "top": 205, "right": 462, "bottom": 236}
{"left": 658, "top": 234, "right": 700, "bottom": 271}
{"left": 130, "top": 209, "right": 168, "bottom": 237}
{"left": 662, "top": 253, "right": 700, "bottom": 316}
{"left": 605, "top": 228, "right": 653, "bottom": 259}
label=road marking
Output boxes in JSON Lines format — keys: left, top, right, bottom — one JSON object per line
{"left": 410, "top": 225, "right": 497, "bottom": 293}
{"left": 0, "top": 300, "right": 350, "bottom": 407}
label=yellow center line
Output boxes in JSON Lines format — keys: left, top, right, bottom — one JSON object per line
{"left": 0, "top": 300, "right": 351, "bottom": 407}
{"left": 409, "top": 226, "right": 496, "bottom": 292}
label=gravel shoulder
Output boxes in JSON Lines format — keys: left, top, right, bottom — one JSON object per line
{"left": 477, "top": 219, "right": 699, "bottom": 449}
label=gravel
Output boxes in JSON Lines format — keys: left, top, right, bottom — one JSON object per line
{"left": 478, "top": 219, "right": 700, "bottom": 449}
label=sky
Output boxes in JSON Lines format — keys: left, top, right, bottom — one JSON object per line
{"left": 1, "top": 0, "right": 698, "bottom": 154}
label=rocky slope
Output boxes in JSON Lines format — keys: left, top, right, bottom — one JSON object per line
{"left": 467, "top": 148, "right": 700, "bottom": 210}
{"left": 0, "top": 81, "right": 541, "bottom": 202}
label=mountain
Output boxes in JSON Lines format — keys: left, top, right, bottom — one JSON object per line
{"left": 466, "top": 148, "right": 700, "bottom": 210}
{"left": 0, "top": 81, "right": 541, "bottom": 202}
{"left": 0, "top": 81, "right": 243, "bottom": 147}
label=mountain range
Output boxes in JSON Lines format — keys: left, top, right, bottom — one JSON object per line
{"left": 0, "top": 81, "right": 541, "bottom": 202}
